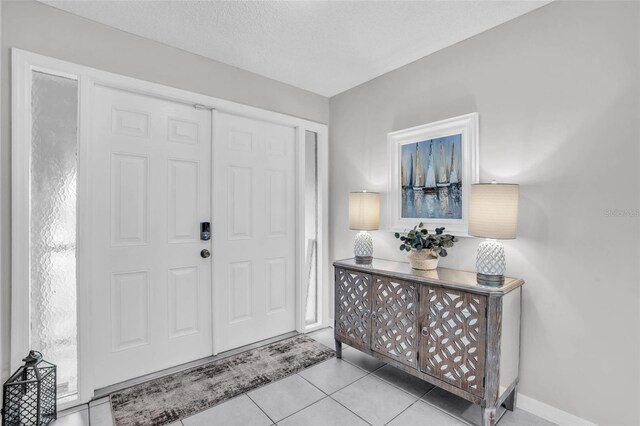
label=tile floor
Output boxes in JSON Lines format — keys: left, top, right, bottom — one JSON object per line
{"left": 52, "top": 328, "right": 555, "bottom": 426}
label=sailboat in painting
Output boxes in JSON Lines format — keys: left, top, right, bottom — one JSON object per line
{"left": 424, "top": 141, "right": 437, "bottom": 192}
{"left": 449, "top": 143, "right": 460, "bottom": 188}
{"left": 412, "top": 143, "right": 425, "bottom": 190}
{"left": 401, "top": 160, "right": 407, "bottom": 188}
{"left": 436, "top": 144, "right": 450, "bottom": 187}
{"left": 407, "top": 153, "right": 414, "bottom": 188}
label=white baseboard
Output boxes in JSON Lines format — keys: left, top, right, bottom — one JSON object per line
{"left": 517, "top": 393, "right": 597, "bottom": 426}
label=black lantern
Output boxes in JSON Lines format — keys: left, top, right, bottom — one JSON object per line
{"left": 1, "top": 351, "right": 56, "bottom": 426}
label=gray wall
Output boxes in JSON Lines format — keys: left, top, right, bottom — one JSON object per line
{"left": 0, "top": 0, "right": 328, "bottom": 382}
{"left": 329, "top": 1, "right": 639, "bottom": 424}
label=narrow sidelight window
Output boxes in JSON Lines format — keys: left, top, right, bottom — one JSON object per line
{"left": 30, "top": 71, "right": 79, "bottom": 401}
{"left": 304, "top": 131, "right": 319, "bottom": 326}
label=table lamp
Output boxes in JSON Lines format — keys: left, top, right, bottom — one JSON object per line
{"left": 469, "top": 182, "right": 519, "bottom": 286}
{"left": 349, "top": 191, "right": 380, "bottom": 264}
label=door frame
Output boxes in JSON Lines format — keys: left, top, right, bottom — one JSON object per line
{"left": 11, "top": 48, "right": 329, "bottom": 406}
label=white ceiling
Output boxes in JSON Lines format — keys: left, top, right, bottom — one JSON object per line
{"left": 41, "top": 1, "right": 550, "bottom": 97}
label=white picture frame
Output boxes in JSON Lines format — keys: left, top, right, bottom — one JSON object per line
{"left": 387, "top": 113, "right": 479, "bottom": 235}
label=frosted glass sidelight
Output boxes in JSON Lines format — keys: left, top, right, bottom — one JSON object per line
{"left": 304, "top": 131, "right": 319, "bottom": 326}
{"left": 30, "top": 71, "right": 79, "bottom": 400}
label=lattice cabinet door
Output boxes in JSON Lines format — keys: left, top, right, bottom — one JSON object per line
{"left": 419, "top": 286, "right": 487, "bottom": 396}
{"left": 335, "top": 268, "right": 372, "bottom": 349}
{"left": 371, "top": 276, "right": 418, "bottom": 368}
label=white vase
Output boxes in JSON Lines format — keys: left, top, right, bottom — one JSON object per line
{"left": 407, "top": 249, "right": 439, "bottom": 270}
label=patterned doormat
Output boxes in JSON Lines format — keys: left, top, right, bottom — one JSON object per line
{"left": 109, "top": 334, "right": 334, "bottom": 426}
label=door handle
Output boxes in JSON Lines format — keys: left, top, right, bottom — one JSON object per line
{"left": 200, "top": 249, "right": 211, "bottom": 259}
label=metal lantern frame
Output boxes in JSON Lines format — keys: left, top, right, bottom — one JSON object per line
{"left": 1, "top": 351, "right": 57, "bottom": 426}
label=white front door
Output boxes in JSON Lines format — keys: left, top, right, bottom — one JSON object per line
{"left": 89, "top": 86, "right": 212, "bottom": 388}
{"left": 213, "top": 112, "right": 297, "bottom": 352}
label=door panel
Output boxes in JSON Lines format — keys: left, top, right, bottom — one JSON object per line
{"left": 110, "top": 270, "right": 149, "bottom": 351}
{"left": 168, "top": 266, "right": 200, "bottom": 338}
{"left": 265, "top": 257, "right": 287, "bottom": 314}
{"left": 90, "top": 86, "right": 212, "bottom": 388}
{"left": 213, "top": 112, "right": 296, "bottom": 352}
{"left": 167, "top": 160, "right": 200, "bottom": 242}
{"left": 371, "top": 276, "right": 418, "bottom": 368}
{"left": 110, "top": 153, "right": 148, "bottom": 246}
{"left": 334, "top": 268, "right": 371, "bottom": 350}
{"left": 419, "top": 286, "right": 487, "bottom": 396}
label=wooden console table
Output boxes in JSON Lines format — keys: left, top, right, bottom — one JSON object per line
{"left": 333, "top": 258, "right": 524, "bottom": 426}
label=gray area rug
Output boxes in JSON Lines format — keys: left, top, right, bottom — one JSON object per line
{"left": 109, "top": 335, "right": 334, "bottom": 426}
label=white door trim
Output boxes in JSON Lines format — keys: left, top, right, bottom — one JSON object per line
{"left": 11, "top": 48, "right": 329, "bottom": 405}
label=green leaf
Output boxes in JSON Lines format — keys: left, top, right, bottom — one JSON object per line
{"left": 394, "top": 232, "right": 400, "bottom": 238}
{"left": 418, "top": 222, "right": 424, "bottom": 227}
{"left": 400, "top": 244, "right": 406, "bottom": 251}
{"left": 440, "top": 248, "right": 448, "bottom": 257}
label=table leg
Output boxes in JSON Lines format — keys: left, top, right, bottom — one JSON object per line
{"left": 504, "top": 386, "right": 517, "bottom": 411}
{"left": 481, "top": 406, "right": 497, "bottom": 426}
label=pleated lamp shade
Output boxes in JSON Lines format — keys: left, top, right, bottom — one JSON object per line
{"left": 349, "top": 192, "right": 380, "bottom": 231}
{"left": 469, "top": 183, "right": 519, "bottom": 239}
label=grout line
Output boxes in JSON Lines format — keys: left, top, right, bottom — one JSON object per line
{"left": 419, "top": 397, "right": 475, "bottom": 426}
{"left": 273, "top": 395, "right": 331, "bottom": 425}
{"left": 297, "top": 368, "right": 370, "bottom": 397}
{"left": 423, "top": 385, "right": 438, "bottom": 397}
{"left": 298, "top": 368, "right": 373, "bottom": 425}
{"left": 328, "top": 395, "right": 374, "bottom": 426}
{"left": 383, "top": 399, "right": 420, "bottom": 426}
{"left": 321, "top": 367, "right": 421, "bottom": 426}
{"left": 370, "top": 367, "right": 434, "bottom": 400}
{"left": 267, "top": 393, "right": 329, "bottom": 425}
{"left": 245, "top": 393, "right": 277, "bottom": 425}
{"left": 296, "top": 373, "right": 330, "bottom": 396}
{"left": 351, "top": 374, "right": 421, "bottom": 426}
{"left": 327, "top": 369, "right": 374, "bottom": 394}
{"left": 338, "top": 350, "right": 387, "bottom": 374}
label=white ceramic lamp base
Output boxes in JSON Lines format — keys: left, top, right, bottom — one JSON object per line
{"left": 476, "top": 239, "right": 506, "bottom": 286}
{"left": 354, "top": 231, "right": 373, "bottom": 264}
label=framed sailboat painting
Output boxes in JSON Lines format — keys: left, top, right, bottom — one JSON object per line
{"left": 387, "top": 113, "right": 479, "bottom": 235}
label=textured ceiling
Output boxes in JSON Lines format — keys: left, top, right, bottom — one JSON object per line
{"left": 41, "top": 1, "right": 550, "bottom": 97}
